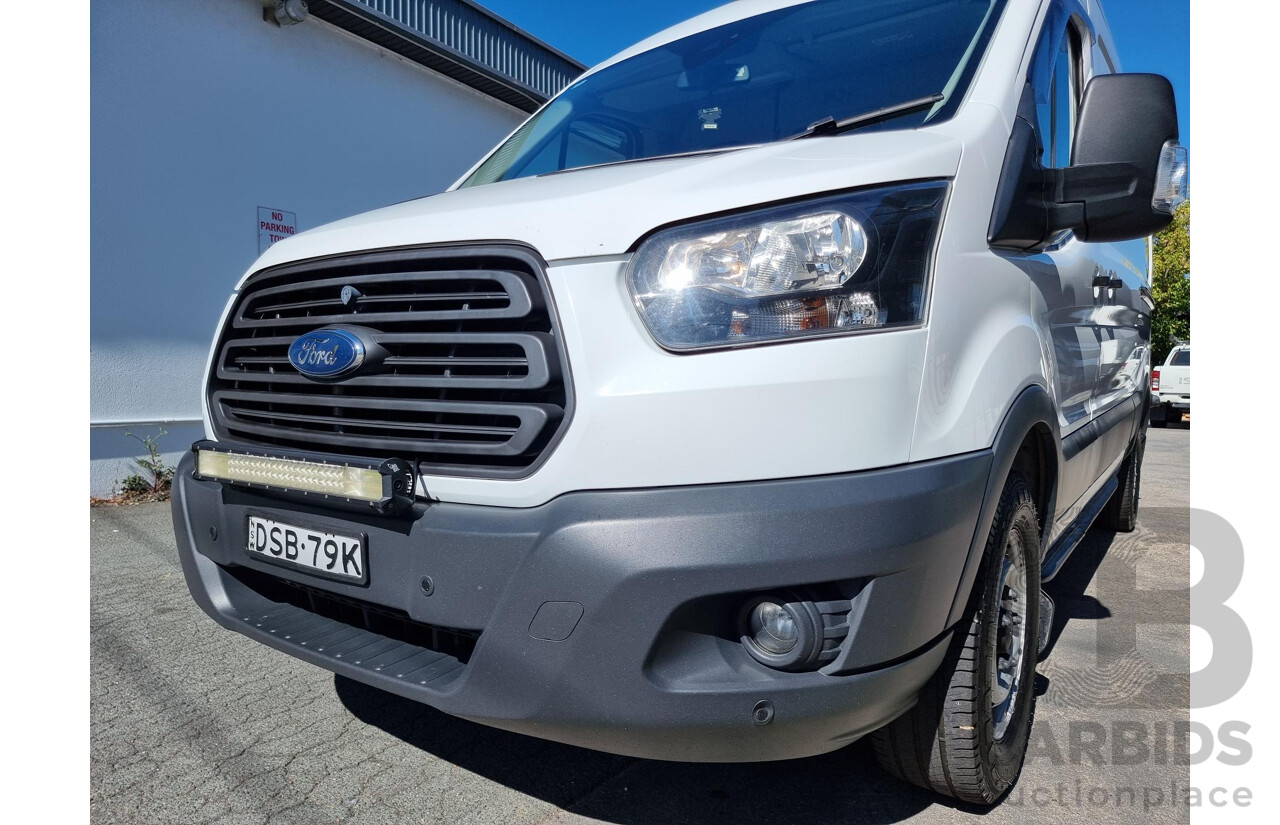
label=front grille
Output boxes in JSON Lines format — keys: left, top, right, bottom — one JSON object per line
{"left": 208, "top": 245, "right": 571, "bottom": 478}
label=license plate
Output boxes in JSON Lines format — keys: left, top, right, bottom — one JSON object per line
{"left": 246, "top": 516, "right": 367, "bottom": 584}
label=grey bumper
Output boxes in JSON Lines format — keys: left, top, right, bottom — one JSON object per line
{"left": 172, "top": 447, "right": 991, "bottom": 762}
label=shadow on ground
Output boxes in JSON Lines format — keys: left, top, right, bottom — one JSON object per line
{"left": 1040, "top": 528, "right": 1118, "bottom": 660}
{"left": 335, "top": 674, "right": 959, "bottom": 825}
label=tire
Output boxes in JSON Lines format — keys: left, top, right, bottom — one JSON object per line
{"left": 1099, "top": 436, "right": 1143, "bottom": 532}
{"left": 872, "top": 473, "right": 1041, "bottom": 805}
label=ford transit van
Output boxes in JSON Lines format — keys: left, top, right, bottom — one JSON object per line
{"left": 172, "top": 0, "right": 1188, "bottom": 804}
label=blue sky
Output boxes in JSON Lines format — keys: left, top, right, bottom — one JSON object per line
{"left": 479, "top": 0, "right": 1190, "bottom": 146}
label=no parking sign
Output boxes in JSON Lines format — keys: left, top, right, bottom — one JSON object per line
{"left": 258, "top": 207, "right": 297, "bottom": 253}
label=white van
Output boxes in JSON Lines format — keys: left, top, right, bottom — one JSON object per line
{"left": 173, "top": 0, "right": 1187, "bottom": 804}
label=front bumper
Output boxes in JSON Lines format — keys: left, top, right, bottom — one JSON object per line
{"left": 172, "top": 447, "right": 991, "bottom": 761}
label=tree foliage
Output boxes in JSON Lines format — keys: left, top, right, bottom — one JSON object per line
{"left": 1149, "top": 201, "right": 1190, "bottom": 364}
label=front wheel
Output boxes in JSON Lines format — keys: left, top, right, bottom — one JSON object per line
{"left": 872, "top": 473, "right": 1041, "bottom": 805}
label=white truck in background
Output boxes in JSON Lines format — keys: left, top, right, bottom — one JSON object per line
{"left": 1150, "top": 344, "right": 1190, "bottom": 426}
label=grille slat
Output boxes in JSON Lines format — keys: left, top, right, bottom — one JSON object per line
{"left": 224, "top": 355, "right": 530, "bottom": 369}
{"left": 226, "top": 408, "right": 521, "bottom": 439}
{"left": 235, "top": 309, "right": 521, "bottom": 328}
{"left": 387, "top": 356, "right": 528, "bottom": 368}
{"left": 214, "top": 368, "right": 543, "bottom": 390}
{"left": 238, "top": 268, "right": 532, "bottom": 326}
{"left": 215, "top": 418, "right": 542, "bottom": 458}
{"left": 254, "top": 290, "right": 509, "bottom": 315}
{"left": 212, "top": 389, "right": 548, "bottom": 417}
{"left": 218, "top": 331, "right": 550, "bottom": 386}
{"left": 208, "top": 246, "right": 571, "bottom": 477}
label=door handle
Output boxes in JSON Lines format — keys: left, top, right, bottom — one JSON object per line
{"left": 1093, "top": 271, "right": 1124, "bottom": 303}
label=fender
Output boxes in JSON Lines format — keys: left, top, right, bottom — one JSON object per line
{"left": 944, "top": 384, "right": 1062, "bottom": 627}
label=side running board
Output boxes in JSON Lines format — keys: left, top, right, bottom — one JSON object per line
{"left": 1040, "top": 475, "right": 1118, "bottom": 583}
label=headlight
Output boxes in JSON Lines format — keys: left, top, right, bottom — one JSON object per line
{"left": 626, "top": 181, "right": 948, "bottom": 350}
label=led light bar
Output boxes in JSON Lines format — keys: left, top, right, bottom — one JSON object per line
{"left": 192, "top": 441, "right": 415, "bottom": 513}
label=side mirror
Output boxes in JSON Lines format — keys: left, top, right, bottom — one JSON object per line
{"left": 1065, "top": 74, "right": 1187, "bottom": 241}
{"left": 989, "top": 73, "right": 1188, "bottom": 249}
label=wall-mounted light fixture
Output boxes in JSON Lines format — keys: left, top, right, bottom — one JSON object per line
{"left": 263, "top": 0, "right": 309, "bottom": 27}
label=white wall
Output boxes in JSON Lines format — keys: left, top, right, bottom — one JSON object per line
{"left": 91, "top": 0, "right": 525, "bottom": 494}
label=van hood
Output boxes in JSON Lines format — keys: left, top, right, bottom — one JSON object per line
{"left": 250, "top": 129, "right": 962, "bottom": 274}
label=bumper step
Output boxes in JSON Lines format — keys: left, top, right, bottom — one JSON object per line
{"left": 237, "top": 603, "right": 466, "bottom": 689}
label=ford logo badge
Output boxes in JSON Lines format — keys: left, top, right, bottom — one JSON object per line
{"left": 288, "top": 328, "right": 366, "bottom": 380}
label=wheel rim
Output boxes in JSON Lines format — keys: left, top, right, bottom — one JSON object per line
{"left": 990, "top": 529, "right": 1028, "bottom": 741}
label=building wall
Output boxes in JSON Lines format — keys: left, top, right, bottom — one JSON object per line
{"left": 91, "top": 0, "right": 525, "bottom": 494}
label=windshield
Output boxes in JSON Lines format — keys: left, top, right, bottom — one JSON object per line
{"left": 461, "top": 0, "right": 1007, "bottom": 188}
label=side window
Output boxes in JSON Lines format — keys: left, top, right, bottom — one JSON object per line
{"left": 1031, "top": 20, "right": 1083, "bottom": 168}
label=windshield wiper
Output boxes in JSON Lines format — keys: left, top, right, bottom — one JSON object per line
{"left": 789, "top": 93, "right": 946, "bottom": 140}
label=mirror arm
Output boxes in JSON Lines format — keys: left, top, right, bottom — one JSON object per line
{"left": 1044, "top": 189, "right": 1084, "bottom": 235}
{"left": 1046, "top": 163, "right": 1143, "bottom": 237}
{"left": 1055, "top": 162, "right": 1141, "bottom": 203}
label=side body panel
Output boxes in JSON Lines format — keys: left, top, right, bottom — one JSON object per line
{"left": 913, "top": 0, "right": 1146, "bottom": 535}
{"left": 908, "top": 0, "right": 1053, "bottom": 466}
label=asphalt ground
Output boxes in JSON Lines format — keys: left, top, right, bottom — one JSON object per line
{"left": 91, "top": 425, "right": 1190, "bottom": 825}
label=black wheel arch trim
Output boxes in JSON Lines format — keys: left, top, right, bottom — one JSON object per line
{"left": 945, "top": 384, "right": 1061, "bottom": 628}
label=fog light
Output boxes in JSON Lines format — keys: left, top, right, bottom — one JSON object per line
{"left": 192, "top": 441, "right": 414, "bottom": 513}
{"left": 748, "top": 601, "right": 799, "bottom": 655}
{"left": 739, "top": 595, "right": 822, "bottom": 671}
{"left": 739, "top": 592, "right": 855, "bottom": 672}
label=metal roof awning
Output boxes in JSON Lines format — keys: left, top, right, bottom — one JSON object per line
{"left": 308, "top": 0, "right": 586, "bottom": 112}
